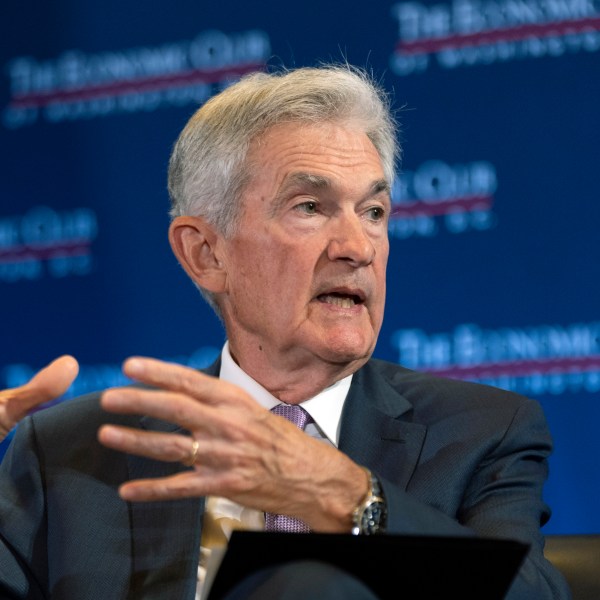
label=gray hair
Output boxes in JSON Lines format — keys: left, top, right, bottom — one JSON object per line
{"left": 167, "top": 63, "right": 400, "bottom": 312}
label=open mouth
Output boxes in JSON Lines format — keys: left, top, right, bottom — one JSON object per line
{"left": 317, "top": 291, "right": 365, "bottom": 308}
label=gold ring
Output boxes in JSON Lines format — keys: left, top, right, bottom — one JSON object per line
{"left": 182, "top": 439, "right": 199, "bottom": 467}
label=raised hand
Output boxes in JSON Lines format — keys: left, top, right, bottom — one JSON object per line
{"left": 98, "top": 356, "right": 366, "bottom": 532}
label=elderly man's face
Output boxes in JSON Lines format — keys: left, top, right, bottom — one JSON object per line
{"left": 220, "top": 122, "right": 390, "bottom": 371}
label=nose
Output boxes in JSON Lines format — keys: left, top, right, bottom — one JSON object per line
{"left": 326, "top": 213, "right": 376, "bottom": 267}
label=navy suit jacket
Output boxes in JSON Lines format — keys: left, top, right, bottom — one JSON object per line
{"left": 0, "top": 358, "right": 571, "bottom": 599}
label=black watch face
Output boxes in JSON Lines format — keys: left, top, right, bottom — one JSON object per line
{"left": 362, "top": 500, "right": 387, "bottom": 535}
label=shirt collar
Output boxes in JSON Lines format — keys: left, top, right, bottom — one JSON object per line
{"left": 219, "top": 341, "right": 351, "bottom": 446}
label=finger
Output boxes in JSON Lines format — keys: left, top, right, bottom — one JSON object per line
{"left": 118, "top": 471, "right": 206, "bottom": 502}
{"left": 98, "top": 424, "right": 195, "bottom": 464}
{"left": 121, "top": 356, "right": 240, "bottom": 405}
{"left": 100, "top": 387, "right": 213, "bottom": 430}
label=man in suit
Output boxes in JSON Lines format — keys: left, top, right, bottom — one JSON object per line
{"left": 0, "top": 64, "right": 571, "bottom": 599}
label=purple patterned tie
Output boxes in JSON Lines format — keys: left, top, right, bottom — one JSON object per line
{"left": 264, "top": 404, "right": 312, "bottom": 533}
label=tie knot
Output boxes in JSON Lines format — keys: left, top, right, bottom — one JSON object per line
{"left": 271, "top": 404, "right": 311, "bottom": 431}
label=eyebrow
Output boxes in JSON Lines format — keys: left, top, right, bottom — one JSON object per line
{"left": 270, "top": 172, "right": 391, "bottom": 215}
{"left": 370, "top": 178, "right": 391, "bottom": 197}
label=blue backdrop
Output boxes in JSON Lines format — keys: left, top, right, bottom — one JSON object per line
{"left": 1, "top": 0, "right": 599, "bottom": 534}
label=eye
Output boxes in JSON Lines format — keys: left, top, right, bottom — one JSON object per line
{"left": 365, "top": 206, "right": 386, "bottom": 222}
{"left": 295, "top": 201, "right": 319, "bottom": 215}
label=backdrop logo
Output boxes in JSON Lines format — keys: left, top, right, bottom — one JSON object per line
{"left": 390, "top": 321, "right": 600, "bottom": 395}
{"left": 389, "top": 159, "right": 497, "bottom": 238}
{"left": 390, "top": 0, "right": 600, "bottom": 75}
{"left": 2, "top": 29, "right": 271, "bottom": 129}
{"left": 0, "top": 206, "right": 97, "bottom": 282}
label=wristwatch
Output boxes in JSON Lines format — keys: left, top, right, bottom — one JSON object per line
{"left": 351, "top": 468, "right": 387, "bottom": 535}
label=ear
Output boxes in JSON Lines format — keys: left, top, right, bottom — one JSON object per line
{"left": 168, "top": 216, "right": 227, "bottom": 293}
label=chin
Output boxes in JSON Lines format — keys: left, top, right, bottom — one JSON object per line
{"left": 318, "top": 332, "right": 375, "bottom": 365}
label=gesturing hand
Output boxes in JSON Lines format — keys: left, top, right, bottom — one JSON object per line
{"left": 0, "top": 355, "right": 79, "bottom": 441}
{"left": 98, "top": 356, "right": 367, "bottom": 532}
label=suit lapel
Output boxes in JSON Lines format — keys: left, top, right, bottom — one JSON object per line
{"left": 339, "top": 360, "right": 426, "bottom": 490}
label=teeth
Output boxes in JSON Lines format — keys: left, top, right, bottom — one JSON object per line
{"left": 320, "top": 294, "right": 356, "bottom": 308}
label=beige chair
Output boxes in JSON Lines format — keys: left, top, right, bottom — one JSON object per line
{"left": 544, "top": 534, "right": 600, "bottom": 600}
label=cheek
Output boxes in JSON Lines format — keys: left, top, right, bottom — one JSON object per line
{"left": 236, "top": 245, "right": 297, "bottom": 299}
{"left": 378, "top": 245, "right": 389, "bottom": 287}
{"left": 259, "top": 236, "right": 313, "bottom": 280}
{"left": 372, "top": 253, "right": 388, "bottom": 323}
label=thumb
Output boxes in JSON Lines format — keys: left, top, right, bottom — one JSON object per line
{"left": 1, "top": 355, "right": 79, "bottom": 429}
{"left": 25, "top": 355, "right": 79, "bottom": 403}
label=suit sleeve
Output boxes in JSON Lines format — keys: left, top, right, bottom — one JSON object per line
{"left": 0, "top": 417, "right": 49, "bottom": 599}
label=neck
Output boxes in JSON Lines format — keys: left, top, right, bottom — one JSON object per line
{"left": 226, "top": 339, "right": 367, "bottom": 404}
